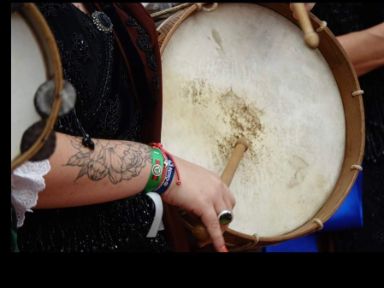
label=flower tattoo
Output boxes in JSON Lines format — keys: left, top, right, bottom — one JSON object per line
{"left": 66, "top": 138, "right": 151, "bottom": 184}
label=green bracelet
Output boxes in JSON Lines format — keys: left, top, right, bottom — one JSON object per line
{"left": 144, "top": 148, "right": 165, "bottom": 193}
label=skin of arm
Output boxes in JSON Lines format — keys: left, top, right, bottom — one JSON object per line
{"left": 337, "top": 23, "right": 384, "bottom": 77}
{"left": 36, "top": 132, "right": 152, "bottom": 208}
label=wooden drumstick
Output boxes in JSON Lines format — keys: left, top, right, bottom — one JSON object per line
{"left": 187, "top": 137, "right": 249, "bottom": 247}
{"left": 221, "top": 137, "right": 249, "bottom": 186}
{"left": 291, "top": 3, "right": 319, "bottom": 49}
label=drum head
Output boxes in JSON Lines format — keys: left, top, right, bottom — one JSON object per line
{"left": 161, "top": 4, "right": 347, "bottom": 237}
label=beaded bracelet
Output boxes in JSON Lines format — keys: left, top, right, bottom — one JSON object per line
{"left": 144, "top": 148, "right": 166, "bottom": 193}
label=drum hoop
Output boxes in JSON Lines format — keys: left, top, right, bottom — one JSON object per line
{"left": 11, "top": 3, "right": 63, "bottom": 171}
{"left": 158, "top": 3, "right": 365, "bottom": 250}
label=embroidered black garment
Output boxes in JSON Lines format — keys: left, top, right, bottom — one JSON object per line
{"left": 17, "top": 3, "right": 168, "bottom": 252}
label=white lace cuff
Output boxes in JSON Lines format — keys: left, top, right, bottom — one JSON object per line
{"left": 11, "top": 160, "right": 51, "bottom": 228}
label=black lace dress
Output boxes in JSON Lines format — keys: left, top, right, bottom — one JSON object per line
{"left": 17, "top": 3, "right": 168, "bottom": 252}
{"left": 313, "top": 3, "right": 384, "bottom": 251}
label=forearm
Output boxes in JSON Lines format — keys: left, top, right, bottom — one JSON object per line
{"left": 36, "top": 132, "right": 151, "bottom": 209}
{"left": 337, "top": 23, "right": 384, "bottom": 76}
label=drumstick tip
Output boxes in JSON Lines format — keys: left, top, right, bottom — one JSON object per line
{"left": 235, "top": 137, "right": 249, "bottom": 151}
{"left": 304, "top": 32, "right": 320, "bottom": 49}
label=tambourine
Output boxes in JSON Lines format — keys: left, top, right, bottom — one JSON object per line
{"left": 11, "top": 3, "right": 76, "bottom": 171}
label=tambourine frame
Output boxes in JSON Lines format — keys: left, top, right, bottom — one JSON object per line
{"left": 11, "top": 3, "right": 63, "bottom": 171}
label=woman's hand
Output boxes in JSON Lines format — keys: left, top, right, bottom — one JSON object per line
{"left": 161, "top": 155, "right": 236, "bottom": 252}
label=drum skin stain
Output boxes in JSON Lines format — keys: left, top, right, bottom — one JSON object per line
{"left": 217, "top": 88, "right": 263, "bottom": 160}
{"left": 316, "top": 174, "right": 326, "bottom": 190}
{"left": 211, "top": 29, "right": 225, "bottom": 54}
{"left": 184, "top": 79, "right": 209, "bottom": 107}
{"left": 182, "top": 79, "right": 263, "bottom": 163}
{"left": 287, "top": 155, "right": 308, "bottom": 188}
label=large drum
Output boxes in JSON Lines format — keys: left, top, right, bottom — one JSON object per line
{"left": 159, "top": 3, "right": 364, "bottom": 250}
{"left": 11, "top": 3, "right": 66, "bottom": 171}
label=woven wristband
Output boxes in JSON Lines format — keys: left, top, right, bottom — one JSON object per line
{"left": 154, "top": 158, "right": 176, "bottom": 195}
{"left": 144, "top": 148, "right": 165, "bottom": 193}
{"left": 151, "top": 143, "right": 181, "bottom": 186}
